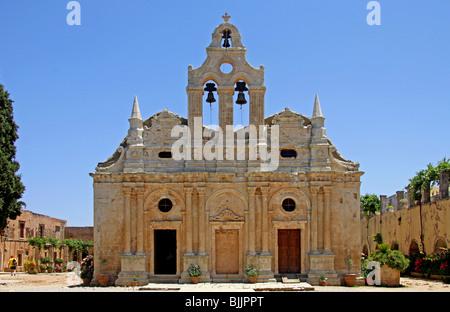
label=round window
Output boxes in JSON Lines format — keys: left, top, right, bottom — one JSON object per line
{"left": 158, "top": 198, "right": 173, "bottom": 213}
{"left": 282, "top": 198, "right": 296, "bottom": 212}
{"left": 220, "top": 63, "right": 233, "bottom": 74}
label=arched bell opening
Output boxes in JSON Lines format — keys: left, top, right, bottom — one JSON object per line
{"left": 221, "top": 29, "right": 232, "bottom": 48}
{"left": 203, "top": 80, "right": 219, "bottom": 130}
{"left": 233, "top": 80, "right": 249, "bottom": 129}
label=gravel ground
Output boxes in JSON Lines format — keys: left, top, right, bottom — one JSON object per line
{"left": 0, "top": 272, "right": 449, "bottom": 292}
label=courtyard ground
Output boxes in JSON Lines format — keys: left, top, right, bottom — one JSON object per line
{"left": 0, "top": 272, "right": 449, "bottom": 292}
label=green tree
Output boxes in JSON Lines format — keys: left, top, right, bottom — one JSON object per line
{"left": 0, "top": 83, "right": 25, "bottom": 230}
{"left": 361, "top": 193, "right": 380, "bottom": 254}
{"left": 360, "top": 193, "right": 380, "bottom": 217}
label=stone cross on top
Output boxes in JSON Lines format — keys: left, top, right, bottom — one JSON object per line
{"left": 222, "top": 12, "right": 231, "bottom": 23}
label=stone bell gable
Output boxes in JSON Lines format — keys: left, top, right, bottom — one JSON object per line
{"left": 90, "top": 14, "right": 363, "bottom": 287}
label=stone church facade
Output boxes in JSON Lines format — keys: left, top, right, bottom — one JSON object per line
{"left": 90, "top": 15, "right": 363, "bottom": 286}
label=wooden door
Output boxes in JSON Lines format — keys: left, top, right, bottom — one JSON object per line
{"left": 278, "top": 229, "right": 300, "bottom": 273}
{"left": 215, "top": 229, "right": 239, "bottom": 274}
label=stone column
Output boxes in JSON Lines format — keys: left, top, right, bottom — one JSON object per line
{"left": 217, "top": 86, "right": 234, "bottom": 131}
{"left": 261, "top": 187, "right": 270, "bottom": 254}
{"left": 396, "top": 191, "right": 405, "bottom": 210}
{"left": 310, "top": 187, "right": 319, "bottom": 252}
{"left": 187, "top": 86, "right": 204, "bottom": 130}
{"left": 247, "top": 187, "right": 257, "bottom": 255}
{"left": 440, "top": 171, "right": 449, "bottom": 199}
{"left": 323, "top": 186, "right": 331, "bottom": 252}
{"left": 317, "top": 189, "right": 324, "bottom": 250}
{"left": 380, "top": 195, "right": 387, "bottom": 215}
{"left": 248, "top": 86, "right": 265, "bottom": 127}
{"left": 197, "top": 186, "right": 206, "bottom": 254}
{"left": 136, "top": 187, "right": 145, "bottom": 255}
{"left": 184, "top": 187, "right": 194, "bottom": 255}
{"left": 421, "top": 182, "right": 431, "bottom": 204}
{"left": 123, "top": 188, "right": 132, "bottom": 255}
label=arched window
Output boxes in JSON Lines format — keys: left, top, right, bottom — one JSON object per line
{"left": 158, "top": 198, "right": 173, "bottom": 213}
{"left": 282, "top": 198, "right": 296, "bottom": 212}
{"left": 409, "top": 240, "right": 419, "bottom": 255}
{"left": 434, "top": 238, "right": 447, "bottom": 253}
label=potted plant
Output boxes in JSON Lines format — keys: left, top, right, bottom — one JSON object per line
{"left": 343, "top": 257, "right": 356, "bottom": 286}
{"left": 132, "top": 276, "right": 139, "bottom": 287}
{"left": 319, "top": 274, "right": 327, "bottom": 286}
{"left": 97, "top": 259, "right": 111, "bottom": 287}
{"left": 245, "top": 265, "right": 259, "bottom": 283}
{"left": 54, "top": 258, "right": 63, "bottom": 272}
{"left": 24, "top": 259, "right": 37, "bottom": 274}
{"left": 39, "top": 263, "right": 47, "bottom": 273}
{"left": 369, "top": 244, "right": 409, "bottom": 286}
{"left": 80, "top": 255, "right": 94, "bottom": 286}
{"left": 187, "top": 264, "right": 201, "bottom": 284}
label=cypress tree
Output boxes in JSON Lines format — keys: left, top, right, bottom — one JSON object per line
{"left": 0, "top": 83, "right": 25, "bottom": 230}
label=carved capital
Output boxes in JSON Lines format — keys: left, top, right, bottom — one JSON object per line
{"left": 247, "top": 186, "right": 257, "bottom": 195}
{"left": 197, "top": 186, "right": 206, "bottom": 196}
{"left": 322, "top": 186, "right": 332, "bottom": 195}
{"left": 310, "top": 186, "right": 321, "bottom": 194}
{"left": 184, "top": 187, "right": 194, "bottom": 195}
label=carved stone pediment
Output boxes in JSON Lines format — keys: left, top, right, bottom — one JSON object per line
{"left": 210, "top": 208, "right": 244, "bottom": 222}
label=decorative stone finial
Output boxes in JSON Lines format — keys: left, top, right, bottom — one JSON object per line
{"left": 130, "top": 95, "right": 142, "bottom": 120}
{"left": 312, "top": 93, "right": 323, "bottom": 119}
{"left": 222, "top": 13, "right": 231, "bottom": 23}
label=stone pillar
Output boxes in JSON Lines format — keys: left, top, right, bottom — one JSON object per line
{"left": 123, "top": 188, "right": 132, "bottom": 255}
{"left": 247, "top": 187, "right": 256, "bottom": 255}
{"left": 136, "top": 187, "right": 145, "bottom": 255}
{"left": 217, "top": 86, "right": 234, "bottom": 131}
{"left": 317, "top": 189, "right": 324, "bottom": 250}
{"left": 440, "top": 171, "right": 449, "bottom": 199}
{"left": 184, "top": 187, "right": 194, "bottom": 255}
{"left": 421, "top": 182, "right": 430, "bottom": 204}
{"left": 396, "top": 191, "right": 404, "bottom": 211}
{"left": 310, "top": 187, "right": 319, "bottom": 252}
{"left": 380, "top": 195, "right": 387, "bottom": 215}
{"left": 187, "top": 86, "right": 204, "bottom": 130}
{"left": 248, "top": 86, "right": 265, "bottom": 127}
{"left": 197, "top": 186, "right": 206, "bottom": 254}
{"left": 323, "top": 186, "right": 331, "bottom": 252}
{"left": 407, "top": 187, "right": 415, "bottom": 208}
{"left": 261, "top": 187, "right": 270, "bottom": 254}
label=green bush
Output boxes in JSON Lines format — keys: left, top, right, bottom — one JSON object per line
{"left": 370, "top": 244, "right": 409, "bottom": 272}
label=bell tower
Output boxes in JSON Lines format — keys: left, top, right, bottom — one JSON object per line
{"left": 187, "top": 13, "right": 266, "bottom": 131}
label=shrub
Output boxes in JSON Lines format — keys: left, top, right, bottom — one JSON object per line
{"left": 370, "top": 244, "right": 409, "bottom": 272}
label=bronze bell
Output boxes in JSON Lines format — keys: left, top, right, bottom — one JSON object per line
{"left": 235, "top": 92, "right": 247, "bottom": 105}
{"left": 235, "top": 81, "right": 248, "bottom": 105}
{"left": 204, "top": 82, "right": 217, "bottom": 104}
{"left": 222, "top": 30, "right": 231, "bottom": 48}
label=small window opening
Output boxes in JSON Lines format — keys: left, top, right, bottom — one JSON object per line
{"left": 158, "top": 151, "right": 172, "bottom": 159}
{"left": 280, "top": 149, "right": 297, "bottom": 158}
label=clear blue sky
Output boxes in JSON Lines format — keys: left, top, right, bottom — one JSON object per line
{"left": 0, "top": 1, "right": 449, "bottom": 226}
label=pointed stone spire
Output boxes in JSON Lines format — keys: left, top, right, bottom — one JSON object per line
{"left": 130, "top": 95, "right": 142, "bottom": 120}
{"left": 312, "top": 93, "right": 323, "bottom": 119}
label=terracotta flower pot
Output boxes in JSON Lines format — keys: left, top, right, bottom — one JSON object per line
{"left": 248, "top": 276, "right": 257, "bottom": 283}
{"left": 344, "top": 274, "right": 356, "bottom": 286}
{"left": 319, "top": 280, "right": 327, "bottom": 286}
{"left": 97, "top": 274, "right": 111, "bottom": 287}
{"left": 190, "top": 276, "right": 199, "bottom": 284}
